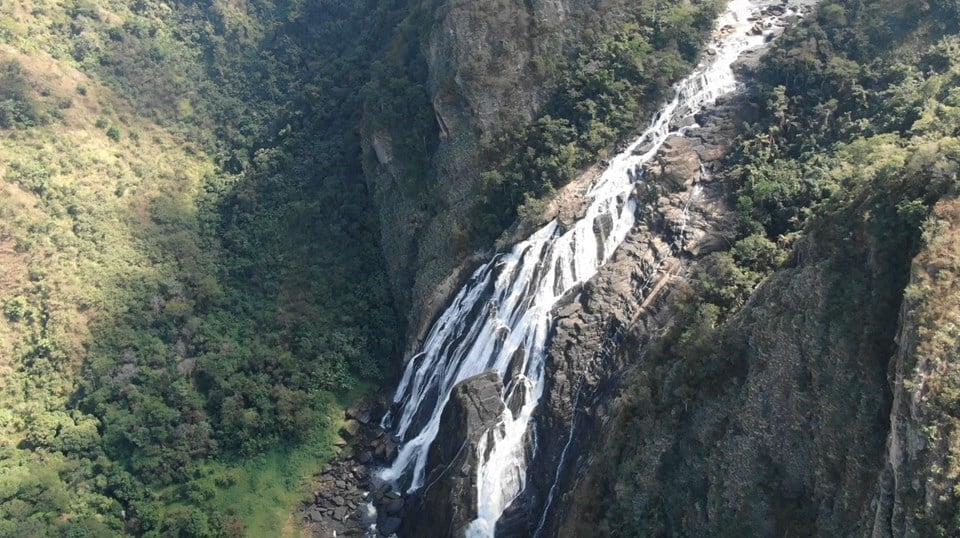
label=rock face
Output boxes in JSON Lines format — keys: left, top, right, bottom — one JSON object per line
{"left": 555, "top": 134, "right": 945, "bottom": 537}
{"left": 406, "top": 371, "right": 506, "bottom": 537}
{"left": 363, "top": 0, "right": 640, "bottom": 349}
{"left": 869, "top": 197, "right": 960, "bottom": 537}
{"left": 494, "top": 89, "right": 747, "bottom": 537}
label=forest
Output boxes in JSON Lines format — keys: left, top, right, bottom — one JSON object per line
{"left": 0, "top": 0, "right": 406, "bottom": 534}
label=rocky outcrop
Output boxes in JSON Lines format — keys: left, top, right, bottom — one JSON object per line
{"left": 363, "top": 0, "right": 641, "bottom": 350}
{"left": 870, "top": 197, "right": 960, "bottom": 537}
{"left": 556, "top": 139, "right": 927, "bottom": 538}
{"left": 301, "top": 397, "right": 407, "bottom": 537}
{"left": 494, "top": 89, "right": 746, "bottom": 537}
{"left": 406, "top": 371, "right": 506, "bottom": 537}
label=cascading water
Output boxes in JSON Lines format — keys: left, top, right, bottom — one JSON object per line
{"left": 378, "top": 0, "right": 813, "bottom": 533}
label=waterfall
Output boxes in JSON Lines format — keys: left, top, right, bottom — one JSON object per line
{"left": 378, "top": 0, "right": 813, "bottom": 533}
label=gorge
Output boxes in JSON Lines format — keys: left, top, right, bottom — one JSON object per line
{"left": 375, "top": 0, "right": 813, "bottom": 535}
{"left": 2, "top": 0, "right": 960, "bottom": 535}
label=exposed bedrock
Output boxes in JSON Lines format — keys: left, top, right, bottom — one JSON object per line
{"left": 362, "top": 0, "right": 647, "bottom": 351}
{"left": 404, "top": 371, "right": 507, "bottom": 537}
{"left": 496, "top": 92, "right": 747, "bottom": 537}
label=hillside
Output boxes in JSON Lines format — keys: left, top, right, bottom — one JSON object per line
{"left": 0, "top": 0, "right": 403, "bottom": 534}
{"left": 3, "top": 0, "right": 960, "bottom": 535}
{"left": 561, "top": 0, "right": 960, "bottom": 534}
{"left": 0, "top": 0, "right": 731, "bottom": 534}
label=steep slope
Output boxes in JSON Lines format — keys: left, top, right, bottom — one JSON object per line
{"left": 0, "top": 0, "right": 404, "bottom": 534}
{"left": 361, "top": 0, "right": 724, "bottom": 344}
{"left": 873, "top": 196, "right": 960, "bottom": 537}
{"left": 561, "top": 0, "right": 960, "bottom": 535}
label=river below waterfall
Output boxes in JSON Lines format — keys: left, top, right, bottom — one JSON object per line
{"left": 376, "top": 0, "right": 815, "bottom": 534}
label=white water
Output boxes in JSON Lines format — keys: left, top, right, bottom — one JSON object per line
{"left": 378, "top": 0, "right": 812, "bottom": 534}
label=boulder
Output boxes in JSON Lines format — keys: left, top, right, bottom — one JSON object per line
{"left": 341, "top": 419, "right": 361, "bottom": 438}
{"left": 384, "top": 497, "right": 404, "bottom": 515}
{"left": 346, "top": 407, "right": 372, "bottom": 424}
{"left": 406, "top": 371, "right": 506, "bottom": 537}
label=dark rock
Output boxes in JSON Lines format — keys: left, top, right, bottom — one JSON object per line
{"left": 346, "top": 407, "right": 372, "bottom": 424}
{"left": 505, "top": 376, "right": 529, "bottom": 419}
{"left": 384, "top": 440, "right": 398, "bottom": 461}
{"left": 373, "top": 483, "right": 391, "bottom": 504}
{"left": 333, "top": 506, "right": 348, "bottom": 521}
{"left": 406, "top": 371, "right": 506, "bottom": 537}
{"left": 335, "top": 479, "right": 347, "bottom": 489}
{"left": 334, "top": 496, "right": 346, "bottom": 506}
{"left": 378, "top": 513, "right": 402, "bottom": 536}
{"left": 383, "top": 497, "right": 404, "bottom": 515}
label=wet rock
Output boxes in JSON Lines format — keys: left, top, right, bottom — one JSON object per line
{"left": 372, "top": 483, "right": 391, "bottom": 504}
{"left": 407, "top": 371, "right": 506, "bottom": 537}
{"left": 383, "top": 497, "right": 404, "bottom": 515}
{"left": 384, "top": 440, "right": 398, "bottom": 461}
{"left": 379, "top": 516, "right": 402, "bottom": 536}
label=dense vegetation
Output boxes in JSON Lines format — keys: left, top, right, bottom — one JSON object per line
{"left": 593, "top": 0, "right": 960, "bottom": 533}
{"left": 0, "top": 0, "right": 408, "bottom": 535}
{"left": 469, "top": 0, "right": 722, "bottom": 243}
{"left": 2, "top": 0, "right": 734, "bottom": 533}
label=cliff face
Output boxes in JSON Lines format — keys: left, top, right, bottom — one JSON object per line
{"left": 560, "top": 167, "right": 920, "bottom": 536}
{"left": 871, "top": 197, "right": 960, "bottom": 537}
{"left": 498, "top": 91, "right": 745, "bottom": 536}
{"left": 363, "top": 0, "right": 636, "bottom": 346}
{"left": 408, "top": 371, "right": 507, "bottom": 537}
